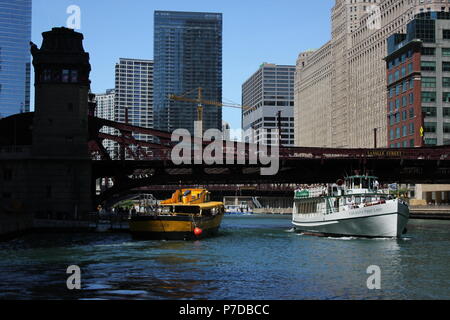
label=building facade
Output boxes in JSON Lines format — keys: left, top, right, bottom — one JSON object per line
{"left": 295, "top": 0, "right": 450, "bottom": 148}
{"left": 0, "top": 0, "right": 32, "bottom": 118}
{"left": 242, "top": 63, "right": 295, "bottom": 146}
{"left": 153, "top": 11, "right": 223, "bottom": 135}
{"left": 387, "top": 12, "right": 450, "bottom": 148}
{"left": 115, "top": 58, "right": 153, "bottom": 145}
{"left": 94, "top": 89, "right": 117, "bottom": 157}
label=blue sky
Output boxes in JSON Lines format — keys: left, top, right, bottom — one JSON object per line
{"left": 32, "top": 0, "right": 334, "bottom": 129}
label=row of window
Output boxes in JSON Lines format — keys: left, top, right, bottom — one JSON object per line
{"left": 389, "top": 78, "right": 414, "bottom": 98}
{"left": 421, "top": 61, "right": 450, "bottom": 72}
{"left": 389, "top": 108, "right": 415, "bottom": 125}
{"left": 423, "top": 106, "right": 450, "bottom": 117}
{"left": 422, "top": 91, "right": 450, "bottom": 103}
{"left": 390, "top": 123, "right": 416, "bottom": 141}
{"left": 421, "top": 47, "right": 450, "bottom": 57}
{"left": 390, "top": 140, "right": 416, "bottom": 149}
{"left": 41, "top": 69, "right": 80, "bottom": 83}
{"left": 388, "top": 63, "right": 414, "bottom": 84}
{"left": 388, "top": 50, "right": 414, "bottom": 70}
{"left": 389, "top": 93, "right": 414, "bottom": 112}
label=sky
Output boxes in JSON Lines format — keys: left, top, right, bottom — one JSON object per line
{"left": 31, "top": 0, "right": 335, "bottom": 130}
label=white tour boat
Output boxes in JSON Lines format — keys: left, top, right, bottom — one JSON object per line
{"left": 292, "top": 176, "right": 410, "bottom": 238}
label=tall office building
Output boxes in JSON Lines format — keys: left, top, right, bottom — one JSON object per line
{"left": 115, "top": 58, "right": 154, "bottom": 144}
{"left": 94, "top": 89, "right": 117, "bottom": 158}
{"left": 153, "top": 11, "right": 223, "bottom": 135}
{"left": 242, "top": 63, "right": 295, "bottom": 146}
{"left": 386, "top": 12, "right": 450, "bottom": 148}
{"left": 295, "top": 0, "right": 450, "bottom": 148}
{"left": 0, "top": 0, "right": 32, "bottom": 118}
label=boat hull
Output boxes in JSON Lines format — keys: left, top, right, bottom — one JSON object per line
{"left": 129, "top": 214, "right": 223, "bottom": 241}
{"left": 293, "top": 201, "right": 409, "bottom": 238}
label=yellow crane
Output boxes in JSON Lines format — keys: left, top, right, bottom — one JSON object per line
{"left": 168, "top": 87, "right": 253, "bottom": 136}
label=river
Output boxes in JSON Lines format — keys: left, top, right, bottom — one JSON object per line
{"left": 0, "top": 215, "right": 449, "bottom": 300}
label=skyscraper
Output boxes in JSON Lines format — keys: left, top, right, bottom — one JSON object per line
{"left": 242, "top": 63, "right": 296, "bottom": 146}
{"left": 154, "top": 11, "right": 223, "bottom": 135}
{"left": 295, "top": 0, "right": 450, "bottom": 148}
{"left": 0, "top": 0, "right": 32, "bottom": 118}
{"left": 115, "top": 58, "right": 154, "bottom": 143}
{"left": 94, "top": 89, "right": 117, "bottom": 157}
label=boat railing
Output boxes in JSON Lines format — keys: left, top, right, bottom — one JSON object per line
{"left": 294, "top": 192, "right": 394, "bottom": 216}
{"left": 294, "top": 188, "right": 326, "bottom": 199}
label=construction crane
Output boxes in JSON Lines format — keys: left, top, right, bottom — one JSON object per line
{"left": 168, "top": 87, "right": 253, "bottom": 137}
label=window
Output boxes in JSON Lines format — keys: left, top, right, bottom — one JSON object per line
{"left": 396, "top": 128, "right": 401, "bottom": 139}
{"left": 408, "top": 63, "right": 413, "bottom": 74}
{"left": 422, "top": 92, "right": 436, "bottom": 102}
{"left": 403, "top": 96, "right": 408, "bottom": 107}
{"left": 421, "top": 61, "right": 436, "bottom": 71}
{"left": 444, "top": 108, "right": 450, "bottom": 117}
{"left": 444, "top": 92, "right": 450, "bottom": 103}
{"left": 444, "top": 62, "right": 450, "bottom": 72}
{"left": 403, "top": 81, "right": 409, "bottom": 92}
{"left": 409, "top": 108, "right": 415, "bottom": 119}
{"left": 422, "top": 47, "right": 436, "bottom": 55}
{"left": 390, "top": 129, "right": 395, "bottom": 141}
{"left": 410, "top": 92, "right": 414, "bottom": 105}
{"left": 443, "top": 77, "right": 450, "bottom": 87}
{"left": 62, "top": 69, "right": 70, "bottom": 83}
{"left": 410, "top": 123, "right": 415, "bottom": 134}
{"left": 422, "top": 77, "right": 436, "bottom": 88}
{"left": 444, "top": 123, "right": 450, "bottom": 134}
{"left": 424, "top": 122, "right": 437, "bottom": 133}
{"left": 402, "top": 110, "right": 408, "bottom": 121}
{"left": 423, "top": 106, "right": 437, "bottom": 117}
{"left": 425, "top": 138, "right": 437, "bottom": 146}
{"left": 403, "top": 125, "right": 408, "bottom": 137}
{"left": 410, "top": 139, "right": 415, "bottom": 147}
{"left": 443, "top": 48, "right": 450, "bottom": 57}
{"left": 444, "top": 29, "right": 450, "bottom": 40}
{"left": 71, "top": 70, "right": 78, "bottom": 83}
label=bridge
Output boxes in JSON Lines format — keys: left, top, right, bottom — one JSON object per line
{"left": 85, "top": 115, "right": 450, "bottom": 205}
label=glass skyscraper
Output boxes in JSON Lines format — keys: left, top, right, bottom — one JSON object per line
{"left": 154, "top": 11, "right": 222, "bottom": 134}
{"left": 0, "top": 0, "right": 31, "bottom": 119}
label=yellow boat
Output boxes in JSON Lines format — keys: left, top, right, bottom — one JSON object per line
{"left": 129, "top": 189, "right": 225, "bottom": 240}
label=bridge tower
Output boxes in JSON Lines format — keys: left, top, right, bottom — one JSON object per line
{"left": 30, "top": 27, "right": 93, "bottom": 219}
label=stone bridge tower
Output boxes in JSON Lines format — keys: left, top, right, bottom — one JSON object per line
{"left": 30, "top": 27, "right": 93, "bottom": 219}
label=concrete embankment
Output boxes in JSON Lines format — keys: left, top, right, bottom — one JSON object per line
{"left": 0, "top": 213, "right": 33, "bottom": 241}
{"left": 410, "top": 206, "right": 450, "bottom": 220}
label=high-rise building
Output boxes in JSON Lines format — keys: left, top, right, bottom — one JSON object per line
{"left": 94, "top": 89, "right": 117, "bottom": 157}
{"left": 386, "top": 12, "right": 450, "bottom": 148}
{"left": 115, "top": 58, "right": 153, "bottom": 143}
{"left": 153, "top": 11, "right": 223, "bottom": 135}
{"left": 0, "top": 0, "right": 32, "bottom": 118}
{"left": 295, "top": 0, "right": 450, "bottom": 149}
{"left": 242, "top": 63, "right": 295, "bottom": 146}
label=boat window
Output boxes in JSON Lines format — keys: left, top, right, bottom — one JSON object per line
{"left": 362, "top": 178, "right": 369, "bottom": 189}
{"left": 174, "top": 206, "right": 200, "bottom": 214}
{"left": 355, "top": 197, "right": 361, "bottom": 205}
{"left": 183, "top": 190, "right": 192, "bottom": 197}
